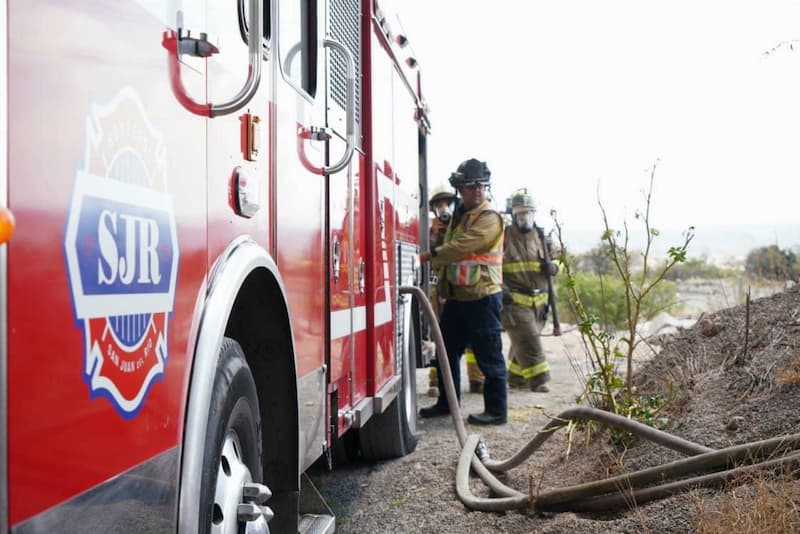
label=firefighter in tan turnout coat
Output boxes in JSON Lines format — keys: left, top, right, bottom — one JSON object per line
{"left": 419, "top": 158, "right": 508, "bottom": 426}
{"left": 501, "top": 189, "right": 559, "bottom": 392}
{"left": 426, "top": 186, "right": 484, "bottom": 397}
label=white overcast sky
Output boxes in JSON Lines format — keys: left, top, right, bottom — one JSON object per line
{"left": 395, "top": 0, "right": 800, "bottom": 246}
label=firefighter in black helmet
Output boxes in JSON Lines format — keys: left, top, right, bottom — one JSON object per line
{"left": 418, "top": 158, "right": 507, "bottom": 425}
{"left": 425, "top": 185, "right": 485, "bottom": 397}
{"left": 502, "top": 189, "right": 559, "bottom": 392}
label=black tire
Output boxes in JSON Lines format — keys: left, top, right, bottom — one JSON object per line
{"left": 330, "top": 428, "right": 360, "bottom": 465}
{"left": 359, "top": 323, "right": 418, "bottom": 459}
{"left": 199, "top": 337, "right": 267, "bottom": 532}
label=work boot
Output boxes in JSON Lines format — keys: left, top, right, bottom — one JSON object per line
{"left": 529, "top": 374, "right": 551, "bottom": 393}
{"left": 419, "top": 403, "right": 450, "bottom": 418}
{"left": 467, "top": 412, "right": 507, "bottom": 426}
{"left": 507, "top": 375, "right": 527, "bottom": 389}
{"left": 469, "top": 380, "right": 484, "bottom": 394}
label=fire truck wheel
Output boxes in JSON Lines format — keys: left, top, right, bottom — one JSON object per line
{"left": 329, "top": 428, "right": 360, "bottom": 465}
{"left": 359, "top": 327, "right": 419, "bottom": 459}
{"left": 201, "top": 337, "right": 270, "bottom": 533}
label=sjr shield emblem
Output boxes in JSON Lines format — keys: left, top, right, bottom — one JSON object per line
{"left": 64, "top": 88, "right": 179, "bottom": 418}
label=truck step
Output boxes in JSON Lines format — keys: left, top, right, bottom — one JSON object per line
{"left": 299, "top": 472, "right": 335, "bottom": 533}
{"left": 299, "top": 513, "right": 335, "bottom": 534}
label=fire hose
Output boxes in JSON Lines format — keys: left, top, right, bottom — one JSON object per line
{"left": 400, "top": 286, "right": 800, "bottom": 513}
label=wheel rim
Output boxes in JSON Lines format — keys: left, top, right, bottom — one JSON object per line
{"left": 211, "top": 431, "right": 269, "bottom": 534}
{"left": 403, "top": 336, "right": 418, "bottom": 435}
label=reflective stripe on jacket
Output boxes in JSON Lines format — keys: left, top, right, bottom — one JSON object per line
{"left": 508, "top": 290, "right": 548, "bottom": 308}
{"left": 446, "top": 250, "right": 503, "bottom": 286}
{"left": 502, "top": 224, "right": 549, "bottom": 309}
{"left": 503, "top": 260, "right": 543, "bottom": 274}
{"left": 444, "top": 208, "right": 503, "bottom": 287}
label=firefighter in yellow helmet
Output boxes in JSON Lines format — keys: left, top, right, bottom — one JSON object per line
{"left": 425, "top": 185, "right": 456, "bottom": 397}
{"left": 428, "top": 186, "right": 457, "bottom": 264}
{"left": 419, "top": 158, "right": 507, "bottom": 425}
{"left": 501, "top": 189, "right": 558, "bottom": 392}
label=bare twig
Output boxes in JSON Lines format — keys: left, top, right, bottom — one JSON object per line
{"left": 742, "top": 287, "right": 751, "bottom": 364}
{"left": 763, "top": 40, "right": 800, "bottom": 57}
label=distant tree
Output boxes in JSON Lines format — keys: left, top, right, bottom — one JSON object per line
{"left": 574, "top": 243, "right": 616, "bottom": 275}
{"left": 662, "top": 254, "right": 731, "bottom": 281}
{"left": 744, "top": 245, "right": 798, "bottom": 281}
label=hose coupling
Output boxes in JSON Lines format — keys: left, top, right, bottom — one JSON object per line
{"left": 476, "top": 438, "right": 491, "bottom": 462}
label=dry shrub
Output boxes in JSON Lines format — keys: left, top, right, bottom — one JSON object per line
{"left": 694, "top": 471, "right": 800, "bottom": 533}
{"left": 776, "top": 350, "right": 800, "bottom": 387}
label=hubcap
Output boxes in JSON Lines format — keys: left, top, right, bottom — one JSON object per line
{"left": 211, "top": 432, "right": 272, "bottom": 534}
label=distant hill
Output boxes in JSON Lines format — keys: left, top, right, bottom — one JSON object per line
{"left": 557, "top": 222, "right": 799, "bottom": 265}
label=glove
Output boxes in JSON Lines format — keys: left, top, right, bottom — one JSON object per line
{"left": 537, "top": 304, "right": 550, "bottom": 323}
{"left": 502, "top": 291, "right": 513, "bottom": 306}
{"left": 546, "top": 261, "right": 559, "bottom": 276}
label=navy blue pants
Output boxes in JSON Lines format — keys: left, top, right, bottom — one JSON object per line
{"left": 435, "top": 292, "right": 507, "bottom": 416}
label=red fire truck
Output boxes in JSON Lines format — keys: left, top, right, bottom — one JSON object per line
{"left": 0, "top": 0, "right": 432, "bottom": 531}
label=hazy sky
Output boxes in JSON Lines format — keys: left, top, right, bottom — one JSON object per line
{"left": 395, "top": 1, "right": 800, "bottom": 242}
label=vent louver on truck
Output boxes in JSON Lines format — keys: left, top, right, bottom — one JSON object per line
{"left": 396, "top": 241, "right": 418, "bottom": 370}
{"left": 327, "top": 0, "right": 361, "bottom": 132}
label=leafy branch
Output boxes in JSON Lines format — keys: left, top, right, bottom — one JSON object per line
{"left": 599, "top": 161, "right": 694, "bottom": 393}
{"left": 552, "top": 161, "right": 693, "bottom": 431}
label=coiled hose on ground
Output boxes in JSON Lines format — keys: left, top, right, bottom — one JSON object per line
{"left": 400, "top": 286, "right": 800, "bottom": 513}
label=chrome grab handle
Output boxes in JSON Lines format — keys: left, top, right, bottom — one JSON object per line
{"left": 162, "top": 0, "right": 262, "bottom": 118}
{"left": 212, "top": 0, "right": 262, "bottom": 116}
{"left": 332, "top": 236, "right": 341, "bottom": 282}
{"left": 320, "top": 38, "right": 356, "bottom": 175}
{"left": 358, "top": 258, "right": 365, "bottom": 294}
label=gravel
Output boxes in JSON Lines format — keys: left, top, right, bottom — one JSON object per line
{"left": 308, "top": 282, "right": 800, "bottom": 532}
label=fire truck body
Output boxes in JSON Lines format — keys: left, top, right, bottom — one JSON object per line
{"left": 0, "top": 0, "right": 429, "bottom": 531}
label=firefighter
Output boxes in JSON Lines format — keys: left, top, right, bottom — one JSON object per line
{"left": 418, "top": 158, "right": 507, "bottom": 426}
{"left": 427, "top": 185, "right": 458, "bottom": 319}
{"left": 425, "top": 185, "right": 455, "bottom": 397}
{"left": 501, "top": 189, "right": 559, "bottom": 392}
{"left": 427, "top": 186, "right": 486, "bottom": 396}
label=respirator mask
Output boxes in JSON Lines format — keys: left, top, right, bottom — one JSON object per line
{"left": 514, "top": 210, "right": 535, "bottom": 233}
{"left": 434, "top": 203, "right": 454, "bottom": 222}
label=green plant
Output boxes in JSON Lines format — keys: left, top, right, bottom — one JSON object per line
{"left": 556, "top": 270, "right": 679, "bottom": 330}
{"left": 553, "top": 161, "right": 693, "bottom": 418}
{"left": 610, "top": 392, "right": 669, "bottom": 447}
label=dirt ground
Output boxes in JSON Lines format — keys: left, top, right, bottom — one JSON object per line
{"left": 308, "top": 281, "right": 800, "bottom": 533}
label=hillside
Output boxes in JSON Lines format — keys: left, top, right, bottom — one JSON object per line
{"left": 309, "top": 283, "right": 800, "bottom": 532}
{"left": 533, "top": 282, "right": 800, "bottom": 532}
